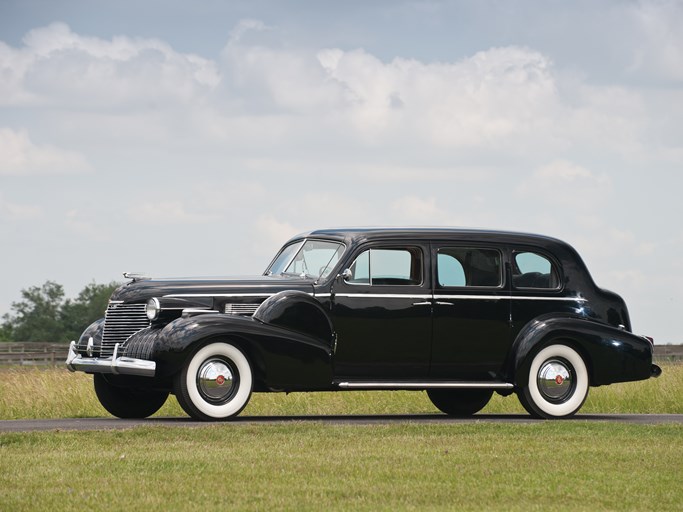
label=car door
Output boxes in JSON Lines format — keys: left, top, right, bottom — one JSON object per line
{"left": 430, "top": 243, "right": 511, "bottom": 380}
{"left": 330, "top": 242, "right": 432, "bottom": 379}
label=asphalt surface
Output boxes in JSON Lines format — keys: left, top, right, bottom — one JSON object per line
{"left": 1, "top": 414, "right": 682, "bottom": 432}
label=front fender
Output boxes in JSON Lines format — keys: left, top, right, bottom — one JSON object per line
{"left": 147, "top": 313, "right": 333, "bottom": 391}
{"left": 74, "top": 318, "right": 105, "bottom": 355}
{"left": 253, "top": 290, "right": 335, "bottom": 346}
{"left": 511, "top": 315, "right": 653, "bottom": 388}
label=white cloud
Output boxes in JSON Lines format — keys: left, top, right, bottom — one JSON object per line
{"left": 0, "top": 20, "right": 670, "bottom": 168}
{"left": 315, "top": 46, "right": 563, "bottom": 149}
{"left": 392, "top": 196, "right": 440, "bottom": 221}
{"left": 629, "top": 0, "right": 683, "bottom": 82}
{"left": 517, "top": 160, "right": 612, "bottom": 208}
{"left": 0, "top": 195, "right": 42, "bottom": 220}
{"left": 228, "top": 19, "right": 270, "bottom": 45}
{"left": 0, "top": 128, "right": 90, "bottom": 175}
{"left": 65, "top": 209, "right": 109, "bottom": 241}
{"left": 214, "top": 36, "right": 656, "bottom": 162}
{"left": 0, "top": 22, "right": 220, "bottom": 108}
{"left": 128, "top": 201, "right": 219, "bottom": 225}
{"left": 254, "top": 215, "right": 300, "bottom": 243}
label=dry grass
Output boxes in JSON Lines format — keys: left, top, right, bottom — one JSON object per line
{"left": 1, "top": 364, "right": 681, "bottom": 420}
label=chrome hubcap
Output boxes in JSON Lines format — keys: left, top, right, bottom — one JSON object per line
{"left": 537, "top": 359, "right": 574, "bottom": 402}
{"left": 197, "top": 359, "right": 236, "bottom": 403}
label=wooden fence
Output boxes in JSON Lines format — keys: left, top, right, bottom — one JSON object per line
{"left": 0, "top": 342, "right": 70, "bottom": 367}
{"left": 1, "top": 341, "right": 682, "bottom": 368}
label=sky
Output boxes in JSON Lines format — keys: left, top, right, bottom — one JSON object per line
{"left": 0, "top": 0, "right": 682, "bottom": 343}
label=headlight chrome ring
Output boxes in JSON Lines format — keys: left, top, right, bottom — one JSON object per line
{"left": 146, "top": 297, "right": 161, "bottom": 321}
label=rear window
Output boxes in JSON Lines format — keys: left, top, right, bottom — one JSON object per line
{"left": 513, "top": 251, "right": 560, "bottom": 289}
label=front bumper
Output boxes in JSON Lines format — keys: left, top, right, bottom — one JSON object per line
{"left": 65, "top": 341, "right": 156, "bottom": 377}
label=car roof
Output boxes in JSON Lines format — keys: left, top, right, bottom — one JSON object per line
{"left": 291, "top": 227, "right": 568, "bottom": 248}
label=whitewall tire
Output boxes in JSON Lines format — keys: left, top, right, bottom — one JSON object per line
{"left": 174, "top": 342, "right": 253, "bottom": 421}
{"left": 518, "top": 344, "right": 589, "bottom": 419}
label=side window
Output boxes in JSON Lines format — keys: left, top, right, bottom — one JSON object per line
{"left": 513, "top": 252, "right": 560, "bottom": 289}
{"left": 437, "top": 253, "right": 466, "bottom": 286}
{"left": 346, "top": 248, "right": 422, "bottom": 285}
{"left": 437, "top": 248, "right": 502, "bottom": 287}
{"left": 348, "top": 250, "right": 370, "bottom": 284}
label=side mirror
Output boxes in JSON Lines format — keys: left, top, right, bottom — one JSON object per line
{"left": 338, "top": 268, "right": 353, "bottom": 281}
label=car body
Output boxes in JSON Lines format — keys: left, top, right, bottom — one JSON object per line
{"left": 66, "top": 228, "right": 661, "bottom": 420}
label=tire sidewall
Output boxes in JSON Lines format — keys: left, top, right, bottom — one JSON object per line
{"left": 526, "top": 344, "right": 588, "bottom": 418}
{"left": 427, "top": 389, "right": 493, "bottom": 417}
{"left": 183, "top": 342, "right": 253, "bottom": 419}
{"left": 93, "top": 373, "right": 169, "bottom": 419}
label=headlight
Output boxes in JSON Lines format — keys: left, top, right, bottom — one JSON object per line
{"left": 146, "top": 298, "right": 161, "bottom": 320}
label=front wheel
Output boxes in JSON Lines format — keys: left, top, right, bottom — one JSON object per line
{"left": 427, "top": 388, "right": 493, "bottom": 416}
{"left": 518, "top": 344, "right": 589, "bottom": 419}
{"left": 93, "top": 374, "right": 169, "bottom": 419}
{"left": 174, "top": 342, "right": 253, "bottom": 421}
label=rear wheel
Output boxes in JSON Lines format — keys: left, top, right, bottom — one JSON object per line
{"left": 93, "top": 374, "right": 169, "bottom": 419}
{"left": 174, "top": 342, "right": 253, "bottom": 421}
{"left": 518, "top": 344, "right": 589, "bottom": 419}
{"left": 427, "top": 388, "right": 493, "bottom": 416}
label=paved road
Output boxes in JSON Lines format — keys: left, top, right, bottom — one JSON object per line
{"left": 1, "top": 414, "right": 682, "bottom": 432}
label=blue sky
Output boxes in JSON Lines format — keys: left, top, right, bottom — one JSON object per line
{"left": 0, "top": 0, "right": 682, "bottom": 342}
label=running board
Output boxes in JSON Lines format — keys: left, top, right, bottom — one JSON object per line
{"left": 336, "top": 381, "right": 514, "bottom": 390}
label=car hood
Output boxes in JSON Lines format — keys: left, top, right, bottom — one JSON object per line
{"left": 110, "top": 275, "right": 316, "bottom": 303}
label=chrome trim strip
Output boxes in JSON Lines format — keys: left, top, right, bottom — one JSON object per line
{"left": 337, "top": 381, "right": 514, "bottom": 390}
{"left": 336, "top": 293, "right": 433, "bottom": 299}
{"left": 433, "top": 295, "right": 506, "bottom": 301}
{"left": 164, "top": 292, "right": 584, "bottom": 302}
{"left": 334, "top": 293, "right": 585, "bottom": 302}
{"left": 509, "top": 296, "right": 587, "bottom": 302}
{"left": 164, "top": 293, "right": 275, "bottom": 298}
{"left": 434, "top": 295, "right": 586, "bottom": 302}
{"left": 65, "top": 341, "right": 156, "bottom": 377}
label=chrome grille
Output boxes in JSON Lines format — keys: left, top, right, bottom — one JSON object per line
{"left": 224, "top": 303, "right": 259, "bottom": 316}
{"left": 101, "top": 303, "right": 150, "bottom": 357}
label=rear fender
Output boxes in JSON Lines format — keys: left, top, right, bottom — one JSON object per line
{"left": 510, "top": 315, "right": 653, "bottom": 388}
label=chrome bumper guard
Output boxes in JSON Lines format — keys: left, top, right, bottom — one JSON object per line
{"left": 65, "top": 341, "right": 156, "bottom": 377}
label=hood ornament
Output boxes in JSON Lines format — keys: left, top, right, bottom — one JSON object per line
{"left": 123, "top": 272, "right": 151, "bottom": 282}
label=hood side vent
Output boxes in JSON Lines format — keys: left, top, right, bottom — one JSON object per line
{"left": 224, "top": 303, "right": 259, "bottom": 316}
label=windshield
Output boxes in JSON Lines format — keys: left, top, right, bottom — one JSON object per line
{"left": 266, "top": 239, "right": 345, "bottom": 280}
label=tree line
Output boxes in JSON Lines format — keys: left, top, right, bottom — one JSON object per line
{"left": 0, "top": 281, "right": 120, "bottom": 343}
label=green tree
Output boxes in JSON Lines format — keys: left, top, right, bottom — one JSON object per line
{"left": 1, "top": 280, "right": 120, "bottom": 343}
{"left": 2, "top": 281, "right": 66, "bottom": 342}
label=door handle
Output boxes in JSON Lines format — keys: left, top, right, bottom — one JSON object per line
{"left": 412, "top": 301, "right": 432, "bottom": 306}
{"left": 435, "top": 301, "right": 454, "bottom": 306}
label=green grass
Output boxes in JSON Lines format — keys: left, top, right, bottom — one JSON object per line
{"left": 1, "top": 365, "right": 682, "bottom": 420}
{"left": 1, "top": 422, "right": 682, "bottom": 511}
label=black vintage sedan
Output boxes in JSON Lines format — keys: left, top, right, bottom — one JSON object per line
{"left": 66, "top": 228, "right": 661, "bottom": 420}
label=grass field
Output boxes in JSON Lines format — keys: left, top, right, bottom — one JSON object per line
{"left": 1, "top": 422, "right": 682, "bottom": 510}
{"left": 1, "top": 366, "right": 682, "bottom": 511}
